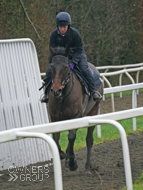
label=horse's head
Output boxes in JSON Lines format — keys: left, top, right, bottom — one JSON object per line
{"left": 50, "top": 46, "right": 71, "bottom": 98}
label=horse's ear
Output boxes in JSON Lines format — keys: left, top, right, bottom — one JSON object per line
{"left": 65, "top": 45, "right": 70, "bottom": 57}
{"left": 49, "top": 46, "right": 55, "bottom": 55}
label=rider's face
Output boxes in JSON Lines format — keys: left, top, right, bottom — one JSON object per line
{"left": 58, "top": 26, "right": 68, "bottom": 34}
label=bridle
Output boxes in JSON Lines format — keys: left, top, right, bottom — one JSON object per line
{"left": 61, "top": 70, "right": 72, "bottom": 90}
{"left": 60, "top": 71, "right": 74, "bottom": 102}
{"left": 51, "top": 55, "right": 75, "bottom": 102}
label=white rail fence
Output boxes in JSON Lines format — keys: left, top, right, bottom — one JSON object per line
{"left": 96, "top": 82, "right": 143, "bottom": 137}
{"left": 101, "top": 67, "right": 143, "bottom": 112}
{"left": 0, "top": 107, "right": 143, "bottom": 190}
{"left": 97, "top": 63, "right": 143, "bottom": 90}
{"left": 41, "top": 62, "right": 143, "bottom": 79}
{"left": 98, "top": 64, "right": 143, "bottom": 112}
{"left": 97, "top": 63, "right": 143, "bottom": 91}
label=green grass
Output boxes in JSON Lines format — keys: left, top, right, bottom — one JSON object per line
{"left": 135, "top": 171, "right": 143, "bottom": 184}
{"left": 122, "top": 183, "right": 143, "bottom": 190}
{"left": 122, "top": 170, "right": 143, "bottom": 190}
{"left": 60, "top": 116, "right": 143, "bottom": 151}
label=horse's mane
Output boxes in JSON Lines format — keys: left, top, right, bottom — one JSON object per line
{"left": 49, "top": 46, "right": 67, "bottom": 63}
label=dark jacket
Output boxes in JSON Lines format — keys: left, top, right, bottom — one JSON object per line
{"left": 50, "top": 27, "right": 83, "bottom": 65}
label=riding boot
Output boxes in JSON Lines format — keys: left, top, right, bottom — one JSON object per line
{"left": 41, "top": 66, "right": 52, "bottom": 103}
{"left": 82, "top": 69, "right": 102, "bottom": 101}
{"left": 78, "top": 50, "right": 102, "bottom": 102}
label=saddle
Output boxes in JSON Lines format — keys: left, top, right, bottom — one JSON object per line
{"left": 72, "top": 65, "right": 102, "bottom": 115}
{"left": 72, "top": 64, "right": 102, "bottom": 96}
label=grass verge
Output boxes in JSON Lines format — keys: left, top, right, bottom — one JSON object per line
{"left": 60, "top": 116, "right": 143, "bottom": 151}
{"left": 122, "top": 170, "right": 143, "bottom": 190}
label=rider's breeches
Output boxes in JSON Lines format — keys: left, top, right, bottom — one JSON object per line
{"left": 78, "top": 51, "right": 100, "bottom": 92}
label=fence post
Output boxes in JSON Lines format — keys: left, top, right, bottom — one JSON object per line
{"left": 16, "top": 132, "right": 63, "bottom": 190}
{"left": 89, "top": 119, "right": 133, "bottom": 190}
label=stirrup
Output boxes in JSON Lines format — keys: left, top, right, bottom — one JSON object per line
{"left": 40, "top": 94, "right": 49, "bottom": 103}
{"left": 92, "top": 91, "right": 102, "bottom": 101}
{"left": 96, "top": 91, "right": 102, "bottom": 98}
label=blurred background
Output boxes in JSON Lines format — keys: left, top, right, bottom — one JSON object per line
{"left": 0, "top": 0, "right": 142, "bottom": 72}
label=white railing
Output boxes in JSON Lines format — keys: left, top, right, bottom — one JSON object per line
{"left": 1, "top": 107, "right": 143, "bottom": 190}
{"left": 40, "top": 62, "right": 143, "bottom": 76}
{"left": 96, "top": 82, "right": 143, "bottom": 138}
{"left": 97, "top": 62, "right": 143, "bottom": 70}
{"left": 97, "top": 63, "right": 143, "bottom": 92}
{"left": 100, "top": 67, "right": 143, "bottom": 111}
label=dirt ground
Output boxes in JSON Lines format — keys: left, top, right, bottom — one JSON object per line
{"left": 0, "top": 92, "right": 143, "bottom": 190}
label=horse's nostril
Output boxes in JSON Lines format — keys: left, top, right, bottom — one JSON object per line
{"left": 51, "top": 88, "right": 62, "bottom": 97}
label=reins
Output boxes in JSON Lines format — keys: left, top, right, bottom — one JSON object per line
{"left": 60, "top": 71, "right": 74, "bottom": 102}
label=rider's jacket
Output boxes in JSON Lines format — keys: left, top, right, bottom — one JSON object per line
{"left": 50, "top": 27, "right": 83, "bottom": 65}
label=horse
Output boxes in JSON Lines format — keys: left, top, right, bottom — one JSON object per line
{"left": 47, "top": 46, "right": 103, "bottom": 173}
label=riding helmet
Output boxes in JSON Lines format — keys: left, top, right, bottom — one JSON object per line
{"left": 56, "top": 12, "right": 71, "bottom": 26}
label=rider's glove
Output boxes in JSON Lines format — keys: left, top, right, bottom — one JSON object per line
{"left": 69, "top": 63, "right": 74, "bottom": 69}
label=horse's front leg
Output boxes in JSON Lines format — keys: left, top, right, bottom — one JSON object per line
{"left": 66, "top": 129, "right": 78, "bottom": 171}
{"left": 85, "top": 126, "right": 95, "bottom": 174}
{"left": 53, "top": 132, "right": 66, "bottom": 160}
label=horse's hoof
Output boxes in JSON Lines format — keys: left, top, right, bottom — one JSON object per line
{"left": 60, "top": 151, "right": 66, "bottom": 160}
{"left": 69, "top": 160, "right": 78, "bottom": 171}
{"left": 85, "top": 163, "right": 92, "bottom": 174}
{"left": 85, "top": 169, "right": 92, "bottom": 175}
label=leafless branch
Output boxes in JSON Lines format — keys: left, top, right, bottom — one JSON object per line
{"left": 19, "top": 0, "right": 41, "bottom": 40}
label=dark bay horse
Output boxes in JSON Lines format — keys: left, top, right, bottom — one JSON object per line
{"left": 48, "top": 47, "right": 103, "bottom": 173}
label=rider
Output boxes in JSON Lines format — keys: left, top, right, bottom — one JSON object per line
{"left": 41, "top": 12, "right": 102, "bottom": 103}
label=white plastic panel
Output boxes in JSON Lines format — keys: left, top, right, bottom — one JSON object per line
{"left": 0, "top": 39, "right": 52, "bottom": 170}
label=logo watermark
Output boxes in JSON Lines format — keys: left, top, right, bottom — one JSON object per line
{"left": 7, "top": 163, "right": 52, "bottom": 182}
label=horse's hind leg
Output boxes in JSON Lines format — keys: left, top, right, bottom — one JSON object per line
{"left": 53, "top": 132, "right": 66, "bottom": 160}
{"left": 85, "top": 126, "right": 95, "bottom": 173}
{"left": 85, "top": 101, "right": 100, "bottom": 173}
